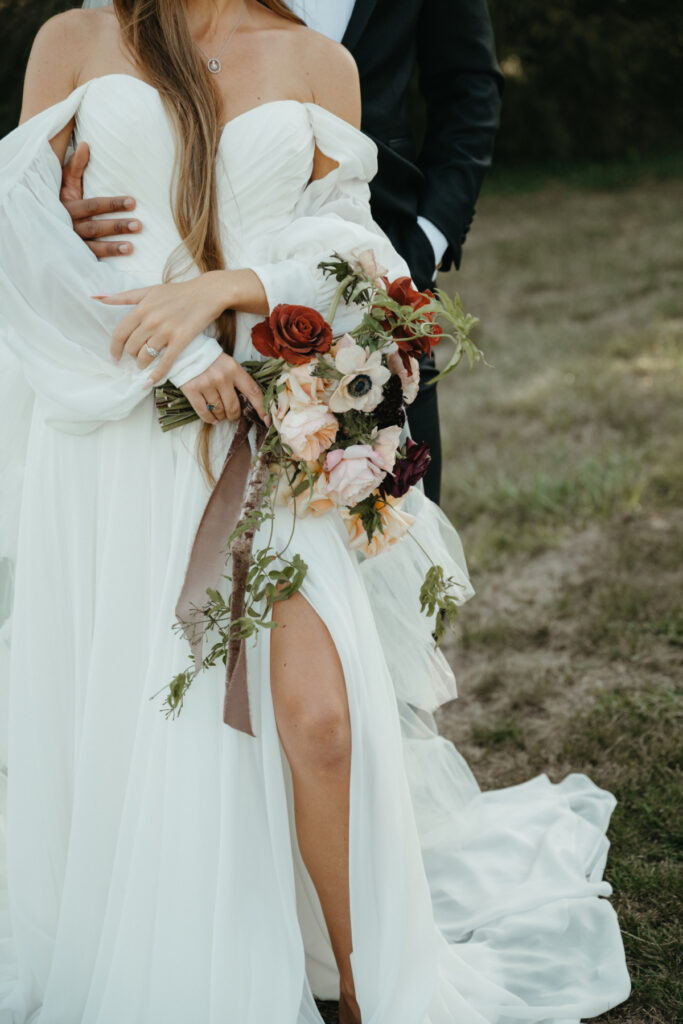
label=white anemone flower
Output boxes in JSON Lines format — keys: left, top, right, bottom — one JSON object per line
{"left": 328, "top": 343, "right": 391, "bottom": 414}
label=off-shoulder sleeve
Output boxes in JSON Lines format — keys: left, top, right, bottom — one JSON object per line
{"left": 0, "top": 87, "right": 221, "bottom": 435}
{"left": 250, "top": 104, "right": 411, "bottom": 332}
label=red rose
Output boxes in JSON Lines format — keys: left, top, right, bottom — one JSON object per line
{"left": 384, "top": 276, "right": 432, "bottom": 313}
{"left": 251, "top": 304, "right": 333, "bottom": 365}
{"left": 379, "top": 276, "right": 441, "bottom": 368}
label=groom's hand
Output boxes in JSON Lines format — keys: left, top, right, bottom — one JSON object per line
{"left": 61, "top": 141, "right": 142, "bottom": 258}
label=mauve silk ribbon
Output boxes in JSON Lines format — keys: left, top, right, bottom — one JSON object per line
{"left": 175, "top": 415, "right": 267, "bottom": 736}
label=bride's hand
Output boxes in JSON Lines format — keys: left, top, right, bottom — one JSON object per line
{"left": 181, "top": 352, "right": 269, "bottom": 426}
{"left": 95, "top": 272, "right": 231, "bottom": 382}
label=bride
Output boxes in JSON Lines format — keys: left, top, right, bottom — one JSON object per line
{"left": 0, "top": 1, "right": 631, "bottom": 1022}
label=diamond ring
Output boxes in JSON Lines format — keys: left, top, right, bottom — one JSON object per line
{"left": 206, "top": 403, "right": 217, "bottom": 412}
{"left": 145, "top": 343, "right": 160, "bottom": 359}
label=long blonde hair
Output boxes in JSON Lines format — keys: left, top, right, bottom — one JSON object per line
{"left": 113, "top": 0, "right": 304, "bottom": 476}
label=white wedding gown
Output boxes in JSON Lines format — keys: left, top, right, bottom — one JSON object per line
{"left": 0, "top": 75, "right": 630, "bottom": 1024}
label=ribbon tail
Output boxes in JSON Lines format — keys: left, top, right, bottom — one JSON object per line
{"left": 222, "top": 428, "right": 270, "bottom": 736}
{"left": 175, "top": 417, "right": 252, "bottom": 675}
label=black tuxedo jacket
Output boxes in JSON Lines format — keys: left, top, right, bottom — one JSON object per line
{"left": 341, "top": 0, "right": 503, "bottom": 291}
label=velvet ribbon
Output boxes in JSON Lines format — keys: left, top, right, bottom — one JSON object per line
{"left": 175, "top": 415, "right": 267, "bottom": 736}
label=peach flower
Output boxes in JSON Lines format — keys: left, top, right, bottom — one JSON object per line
{"left": 279, "top": 404, "right": 339, "bottom": 462}
{"left": 372, "top": 424, "right": 403, "bottom": 473}
{"left": 348, "top": 248, "right": 388, "bottom": 288}
{"left": 273, "top": 361, "right": 332, "bottom": 424}
{"left": 323, "top": 445, "right": 387, "bottom": 506}
{"left": 342, "top": 494, "right": 416, "bottom": 558}
{"left": 331, "top": 333, "right": 356, "bottom": 356}
{"left": 275, "top": 465, "right": 335, "bottom": 517}
{"left": 387, "top": 351, "right": 420, "bottom": 405}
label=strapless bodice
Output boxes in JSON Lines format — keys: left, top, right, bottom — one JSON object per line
{"left": 74, "top": 75, "right": 317, "bottom": 279}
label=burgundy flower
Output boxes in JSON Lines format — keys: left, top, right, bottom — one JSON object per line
{"left": 380, "top": 438, "right": 431, "bottom": 498}
{"left": 373, "top": 374, "right": 406, "bottom": 429}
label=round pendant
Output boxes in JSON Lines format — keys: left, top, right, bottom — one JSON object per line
{"left": 207, "top": 57, "right": 221, "bottom": 74}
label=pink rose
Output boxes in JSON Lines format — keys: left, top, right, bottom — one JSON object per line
{"left": 323, "top": 445, "right": 387, "bottom": 506}
{"left": 387, "top": 352, "right": 420, "bottom": 405}
{"left": 279, "top": 404, "right": 338, "bottom": 462}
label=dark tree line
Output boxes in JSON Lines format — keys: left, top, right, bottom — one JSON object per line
{"left": 488, "top": 0, "right": 683, "bottom": 161}
{"left": 2, "top": 0, "right": 682, "bottom": 160}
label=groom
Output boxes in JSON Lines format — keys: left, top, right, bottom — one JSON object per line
{"left": 61, "top": 0, "right": 503, "bottom": 503}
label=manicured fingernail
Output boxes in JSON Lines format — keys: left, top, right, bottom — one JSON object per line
{"left": 91, "top": 294, "right": 109, "bottom": 300}
{"left": 118, "top": 243, "right": 132, "bottom": 253}
{"left": 111, "top": 354, "right": 120, "bottom": 364}
{"left": 127, "top": 220, "right": 141, "bottom": 231}
{"left": 143, "top": 377, "right": 155, "bottom": 390}
{"left": 265, "top": 414, "right": 272, "bottom": 428}
{"left": 123, "top": 197, "right": 135, "bottom": 209}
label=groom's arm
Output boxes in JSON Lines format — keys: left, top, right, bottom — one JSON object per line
{"left": 416, "top": 0, "right": 503, "bottom": 271}
{"left": 60, "top": 142, "right": 142, "bottom": 258}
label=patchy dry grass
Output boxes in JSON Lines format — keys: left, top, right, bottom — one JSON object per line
{"left": 435, "top": 174, "right": 683, "bottom": 1024}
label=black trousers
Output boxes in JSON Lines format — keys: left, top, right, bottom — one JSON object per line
{"left": 376, "top": 215, "right": 443, "bottom": 504}
{"left": 406, "top": 354, "right": 441, "bottom": 505}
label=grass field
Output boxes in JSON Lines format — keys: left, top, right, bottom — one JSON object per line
{"left": 433, "top": 171, "right": 683, "bottom": 1024}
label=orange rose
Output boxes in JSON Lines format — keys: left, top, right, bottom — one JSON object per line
{"left": 379, "top": 276, "right": 442, "bottom": 369}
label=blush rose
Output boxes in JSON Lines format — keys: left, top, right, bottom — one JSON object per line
{"left": 323, "top": 445, "right": 387, "bottom": 506}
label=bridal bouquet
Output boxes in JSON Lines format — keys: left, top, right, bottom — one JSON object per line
{"left": 153, "top": 252, "right": 483, "bottom": 721}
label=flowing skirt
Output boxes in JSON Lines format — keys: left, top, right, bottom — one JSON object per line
{"left": 0, "top": 398, "right": 630, "bottom": 1024}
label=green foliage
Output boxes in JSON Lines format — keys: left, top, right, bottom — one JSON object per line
{"left": 418, "top": 564, "right": 463, "bottom": 646}
{"left": 347, "top": 494, "right": 384, "bottom": 543}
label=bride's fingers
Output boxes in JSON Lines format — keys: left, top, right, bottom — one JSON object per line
{"left": 217, "top": 380, "right": 242, "bottom": 422}
{"left": 232, "top": 364, "right": 266, "bottom": 421}
{"left": 202, "top": 388, "right": 225, "bottom": 422}
{"left": 193, "top": 389, "right": 220, "bottom": 424}
{"left": 144, "top": 344, "right": 179, "bottom": 388}
{"left": 110, "top": 307, "right": 145, "bottom": 362}
{"left": 132, "top": 332, "right": 166, "bottom": 368}
{"left": 93, "top": 288, "right": 150, "bottom": 306}
{"left": 177, "top": 382, "right": 215, "bottom": 423}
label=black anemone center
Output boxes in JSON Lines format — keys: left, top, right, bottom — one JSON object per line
{"left": 348, "top": 373, "right": 373, "bottom": 397}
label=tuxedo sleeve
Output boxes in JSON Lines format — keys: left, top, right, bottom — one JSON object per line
{"left": 416, "top": 0, "right": 503, "bottom": 270}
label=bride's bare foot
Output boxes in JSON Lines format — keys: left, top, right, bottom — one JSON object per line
{"left": 339, "top": 990, "right": 362, "bottom": 1024}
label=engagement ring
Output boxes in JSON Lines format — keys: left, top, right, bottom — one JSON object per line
{"left": 145, "top": 344, "right": 160, "bottom": 359}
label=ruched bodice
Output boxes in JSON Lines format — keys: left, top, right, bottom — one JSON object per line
{"left": 0, "top": 71, "right": 407, "bottom": 424}
{"left": 75, "top": 76, "right": 318, "bottom": 276}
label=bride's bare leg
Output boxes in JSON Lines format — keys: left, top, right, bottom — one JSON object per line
{"left": 271, "top": 592, "right": 361, "bottom": 1024}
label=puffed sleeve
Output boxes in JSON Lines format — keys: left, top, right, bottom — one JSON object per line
{"left": 0, "top": 86, "right": 222, "bottom": 435}
{"left": 250, "top": 104, "right": 411, "bottom": 333}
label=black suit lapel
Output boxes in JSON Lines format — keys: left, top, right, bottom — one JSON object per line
{"left": 342, "top": 0, "right": 378, "bottom": 52}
